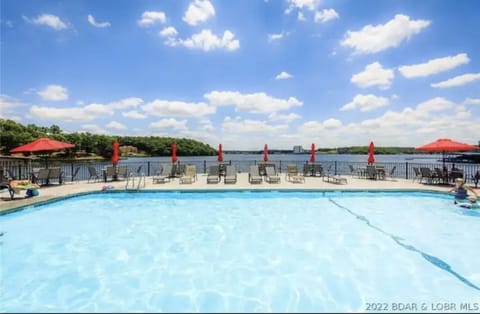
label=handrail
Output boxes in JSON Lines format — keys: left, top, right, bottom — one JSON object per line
{"left": 125, "top": 172, "right": 136, "bottom": 190}
{"left": 137, "top": 172, "right": 146, "bottom": 190}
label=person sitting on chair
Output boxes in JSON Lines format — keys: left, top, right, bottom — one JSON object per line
{"left": 449, "top": 178, "right": 478, "bottom": 203}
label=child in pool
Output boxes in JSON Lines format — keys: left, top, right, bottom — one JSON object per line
{"left": 456, "top": 197, "right": 479, "bottom": 209}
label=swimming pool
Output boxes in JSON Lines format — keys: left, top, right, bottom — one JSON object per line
{"left": 1, "top": 191, "right": 479, "bottom": 312}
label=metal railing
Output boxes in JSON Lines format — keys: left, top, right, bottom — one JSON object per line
{"left": 1, "top": 157, "right": 479, "bottom": 184}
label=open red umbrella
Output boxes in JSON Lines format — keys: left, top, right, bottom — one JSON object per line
{"left": 112, "top": 140, "right": 120, "bottom": 165}
{"left": 263, "top": 144, "right": 269, "bottom": 162}
{"left": 368, "top": 141, "right": 375, "bottom": 164}
{"left": 416, "top": 138, "right": 476, "bottom": 167}
{"left": 10, "top": 137, "right": 75, "bottom": 168}
{"left": 217, "top": 144, "right": 224, "bottom": 162}
{"left": 10, "top": 137, "right": 75, "bottom": 153}
{"left": 310, "top": 143, "right": 316, "bottom": 163}
{"left": 171, "top": 142, "right": 178, "bottom": 163}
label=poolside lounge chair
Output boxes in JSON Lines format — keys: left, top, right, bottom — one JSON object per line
{"left": 412, "top": 167, "right": 422, "bottom": 182}
{"left": 153, "top": 164, "right": 172, "bottom": 184}
{"left": 285, "top": 164, "right": 304, "bottom": 183}
{"left": 224, "top": 165, "right": 237, "bottom": 184}
{"left": 265, "top": 166, "right": 281, "bottom": 183}
{"left": 180, "top": 165, "right": 197, "bottom": 184}
{"left": 35, "top": 168, "right": 51, "bottom": 185}
{"left": 207, "top": 165, "right": 220, "bottom": 184}
{"left": 323, "top": 174, "right": 348, "bottom": 184}
{"left": 87, "top": 166, "right": 101, "bottom": 183}
{"left": 47, "top": 168, "right": 63, "bottom": 185}
{"left": 248, "top": 165, "right": 263, "bottom": 184}
{"left": 116, "top": 165, "right": 128, "bottom": 180}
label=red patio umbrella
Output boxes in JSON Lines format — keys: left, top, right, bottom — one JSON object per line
{"left": 368, "top": 141, "right": 375, "bottom": 164}
{"left": 263, "top": 144, "right": 269, "bottom": 162}
{"left": 112, "top": 140, "right": 120, "bottom": 166}
{"left": 310, "top": 143, "right": 316, "bottom": 163}
{"left": 416, "top": 138, "right": 476, "bottom": 167}
{"left": 217, "top": 144, "right": 224, "bottom": 162}
{"left": 10, "top": 137, "right": 75, "bottom": 168}
{"left": 171, "top": 142, "right": 178, "bottom": 163}
{"left": 10, "top": 137, "right": 75, "bottom": 153}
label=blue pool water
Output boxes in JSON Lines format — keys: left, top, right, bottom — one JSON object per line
{"left": 1, "top": 191, "right": 479, "bottom": 312}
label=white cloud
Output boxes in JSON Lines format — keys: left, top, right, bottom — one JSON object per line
{"left": 268, "top": 112, "right": 301, "bottom": 122}
{"left": 222, "top": 117, "right": 287, "bottom": 134}
{"left": 341, "top": 14, "right": 430, "bottom": 54}
{"left": 204, "top": 91, "right": 303, "bottom": 114}
{"left": 150, "top": 118, "right": 188, "bottom": 131}
{"left": 398, "top": 53, "right": 470, "bottom": 78}
{"left": 340, "top": 94, "right": 389, "bottom": 112}
{"left": 285, "top": 0, "right": 319, "bottom": 13}
{"left": 0, "top": 94, "right": 26, "bottom": 122}
{"left": 300, "top": 118, "right": 343, "bottom": 134}
{"left": 80, "top": 124, "right": 106, "bottom": 134}
{"left": 431, "top": 73, "right": 480, "bottom": 88}
{"left": 141, "top": 99, "right": 215, "bottom": 117}
{"left": 314, "top": 9, "right": 339, "bottom": 23}
{"left": 37, "top": 85, "right": 69, "bottom": 101}
{"left": 29, "top": 104, "right": 108, "bottom": 122}
{"left": 122, "top": 110, "right": 147, "bottom": 119}
{"left": 275, "top": 71, "right": 293, "bottom": 80}
{"left": 464, "top": 98, "right": 480, "bottom": 105}
{"left": 159, "top": 26, "right": 178, "bottom": 38}
{"left": 183, "top": 0, "right": 215, "bottom": 26}
{"left": 166, "top": 29, "right": 239, "bottom": 51}
{"left": 268, "top": 31, "right": 289, "bottom": 42}
{"left": 138, "top": 11, "right": 166, "bottom": 27}
{"left": 25, "top": 14, "right": 68, "bottom": 30}
{"left": 351, "top": 62, "right": 394, "bottom": 89}
{"left": 87, "top": 14, "right": 111, "bottom": 28}
{"left": 107, "top": 97, "right": 143, "bottom": 109}
{"left": 297, "top": 12, "right": 307, "bottom": 21}
{"left": 106, "top": 121, "right": 127, "bottom": 130}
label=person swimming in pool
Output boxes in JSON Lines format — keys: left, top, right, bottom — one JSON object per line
{"left": 449, "top": 178, "right": 478, "bottom": 203}
{"left": 456, "top": 196, "right": 480, "bottom": 209}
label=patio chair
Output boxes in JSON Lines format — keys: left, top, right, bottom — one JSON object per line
{"left": 386, "top": 166, "right": 396, "bottom": 180}
{"left": 303, "top": 164, "right": 314, "bottom": 177}
{"left": 419, "top": 167, "right": 438, "bottom": 184}
{"left": 87, "top": 166, "right": 101, "bottom": 183}
{"left": 434, "top": 167, "right": 449, "bottom": 184}
{"left": 36, "top": 168, "right": 51, "bottom": 185}
{"left": 116, "top": 165, "right": 129, "bottom": 180}
{"left": 224, "top": 165, "right": 237, "bottom": 184}
{"left": 207, "top": 165, "right": 220, "bottom": 184}
{"left": 105, "top": 166, "right": 116, "bottom": 181}
{"left": 313, "top": 164, "right": 324, "bottom": 177}
{"left": 412, "top": 167, "right": 422, "bottom": 182}
{"left": 366, "top": 165, "right": 377, "bottom": 180}
{"left": 248, "top": 165, "right": 263, "bottom": 184}
{"left": 265, "top": 166, "right": 281, "bottom": 183}
{"left": 47, "top": 168, "right": 63, "bottom": 185}
{"left": 285, "top": 164, "right": 304, "bottom": 183}
{"left": 473, "top": 170, "right": 479, "bottom": 188}
{"left": 180, "top": 165, "right": 197, "bottom": 184}
{"left": 152, "top": 164, "right": 172, "bottom": 184}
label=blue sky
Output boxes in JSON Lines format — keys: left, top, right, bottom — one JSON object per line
{"left": 1, "top": 0, "right": 479, "bottom": 149}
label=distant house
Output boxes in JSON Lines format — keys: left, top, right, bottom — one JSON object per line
{"left": 293, "top": 145, "right": 304, "bottom": 154}
{"left": 119, "top": 145, "right": 138, "bottom": 155}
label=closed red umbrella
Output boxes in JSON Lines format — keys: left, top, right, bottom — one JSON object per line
{"left": 10, "top": 137, "right": 75, "bottom": 153}
{"left": 171, "top": 142, "right": 178, "bottom": 163}
{"left": 217, "top": 144, "right": 224, "bottom": 162}
{"left": 368, "top": 141, "right": 375, "bottom": 164}
{"left": 310, "top": 143, "right": 316, "bottom": 163}
{"left": 112, "top": 140, "right": 120, "bottom": 165}
{"left": 263, "top": 144, "right": 269, "bottom": 162}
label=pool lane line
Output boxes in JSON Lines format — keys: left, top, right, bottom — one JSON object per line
{"left": 328, "top": 198, "right": 480, "bottom": 292}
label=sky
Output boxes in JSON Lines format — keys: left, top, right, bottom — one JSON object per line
{"left": 1, "top": 0, "right": 479, "bottom": 150}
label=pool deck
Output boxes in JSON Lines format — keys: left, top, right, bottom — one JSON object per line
{"left": 1, "top": 173, "right": 477, "bottom": 213}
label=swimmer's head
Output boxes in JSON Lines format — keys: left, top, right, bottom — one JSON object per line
{"left": 455, "top": 178, "right": 464, "bottom": 187}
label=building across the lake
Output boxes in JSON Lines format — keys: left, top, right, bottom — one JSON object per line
{"left": 293, "top": 145, "right": 305, "bottom": 154}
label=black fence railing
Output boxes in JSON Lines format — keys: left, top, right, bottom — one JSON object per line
{"left": 2, "top": 157, "right": 479, "bottom": 184}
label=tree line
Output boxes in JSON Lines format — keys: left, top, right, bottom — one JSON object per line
{"left": 0, "top": 119, "right": 216, "bottom": 158}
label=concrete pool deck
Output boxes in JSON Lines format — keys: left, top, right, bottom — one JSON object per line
{"left": 1, "top": 173, "right": 478, "bottom": 213}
